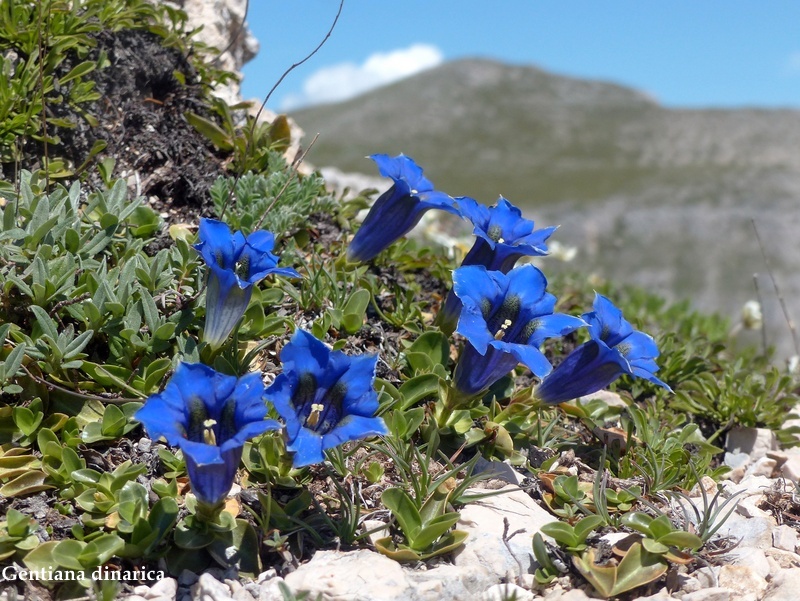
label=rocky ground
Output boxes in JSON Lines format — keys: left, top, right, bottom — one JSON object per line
{"left": 109, "top": 418, "right": 800, "bottom": 601}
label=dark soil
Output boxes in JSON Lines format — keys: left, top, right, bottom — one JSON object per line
{"left": 6, "top": 28, "right": 228, "bottom": 222}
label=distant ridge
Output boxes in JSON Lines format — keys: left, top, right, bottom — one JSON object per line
{"left": 291, "top": 58, "right": 800, "bottom": 207}
{"left": 291, "top": 58, "right": 800, "bottom": 358}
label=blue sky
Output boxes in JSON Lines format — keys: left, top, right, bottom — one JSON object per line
{"left": 240, "top": 1, "right": 800, "bottom": 111}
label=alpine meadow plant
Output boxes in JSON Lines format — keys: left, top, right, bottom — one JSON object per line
{"left": 438, "top": 196, "right": 557, "bottom": 333}
{"left": 194, "top": 218, "right": 300, "bottom": 349}
{"left": 135, "top": 363, "right": 281, "bottom": 514}
{"left": 450, "top": 265, "right": 585, "bottom": 400}
{"left": 534, "top": 293, "right": 671, "bottom": 405}
{"left": 266, "top": 329, "right": 388, "bottom": 467}
{"left": 346, "top": 153, "right": 460, "bottom": 262}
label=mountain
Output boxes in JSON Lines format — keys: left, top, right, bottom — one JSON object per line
{"left": 291, "top": 58, "right": 800, "bottom": 358}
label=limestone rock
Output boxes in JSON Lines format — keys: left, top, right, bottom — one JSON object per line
{"left": 764, "top": 567, "right": 800, "bottom": 600}
{"left": 681, "top": 588, "right": 735, "bottom": 601}
{"left": 773, "top": 525, "right": 798, "bottom": 553}
{"left": 282, "top": 549, "right": 414, "bottom": 601}
{"left": 191, "top": 573, "right": 234, "bottom": 601}
{"left": 481, "top": 583, "right": 535, "bottom": 601}
{"left": 161, "top": 0, "right": 257, "bottom": 103}
{"left": 725, "top": 427, "right": 777, "bottom": 461}
{"left": 453, "top": 485, "right": 557, "bottom": 582}
{"left": 716, "top": 565, "right": 768, "bottom": 599}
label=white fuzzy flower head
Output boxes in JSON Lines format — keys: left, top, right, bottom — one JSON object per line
{"left": 741, "top": 300, "right": 763, "bottom": 330}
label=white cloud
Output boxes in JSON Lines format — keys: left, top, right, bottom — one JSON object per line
{"left": 281, "top": 44, "right": 443, "bottom": 109}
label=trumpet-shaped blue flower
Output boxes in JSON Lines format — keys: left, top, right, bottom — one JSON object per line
{"left": 346, "top": 154, "right": 459, "bottom": 262}
{"left": 452, "top": 265, "right": 585, "bottom": 397}
{"left": 135, "top": 363, "right": 280, "bottom": 509}
{"left": 194, "top": 218, "right": 300, "bottom": 349}
{"left": 534, "top": 293, "right": 671, "bottom": 405}
{"left": 266, "top": 329, "right": 388, "bottom": 467}
{"left": 439, "top": 196, "right": 557, "bottom": 332}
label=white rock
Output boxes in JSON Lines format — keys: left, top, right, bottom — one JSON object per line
{"left": 724, "top": 548, "right": 771, "bottom": 579}
{"left": 406, "top": 564, "right": 484, "bottom": 600}
{"left": 474, "top": 457, "right": 526, "bottom": 485}
{"left": 735, "top": 494, "right": 772, "bottom": 519}
{"left": 146, "top": 578, "right": 177, "bottom": 600}
{"left": 255, "top": 569, "right": 277, "bottom": 584}
{"left": 725, "top": 427, "right": 777, "bottom": 461}
{"left": 689, "top": 475, "right": 719, "bottom": 498}
{"left": 576, "top": 389, "right": 627, "bottom": 408}
{"left": 543, "top": 589, "right": 592, "bottom": 601}
{"left": 232, "top": 588, "right": 256, "bottom": 601}
{"left": 717, "top": 565, "right": 768, "bottom": 599}
{"left": 635, "top": 590, "right": 674, "bottom": 601}
{"left": 191, "top": 573, "right": 234, "bottom": 601}
{"left": 681, "top": 588, "right": 735, "bottom": 601}
{"left": 482, "top": 583, "right": 534, "bottom": 601}
{"left": 765, "top": 547, "right": 800, "bottom": 570}
{"left": 724, "top": 452, "right": 751, "bottom": 470}
{"left": 747, "top": 457, "right": 778, "bottom": 478}
{"left": 693, "top": 567, "right": 720, "bottom": 589}
{"left": 773, "top": 525, "right": 798, "bottom": 552}
{"left": 361, "top": 518, "right": 390, "bottom": 548}
{"left": 780, "top": 454, "right": 800, "bottom": 483}
{"left": 764, "top": 567, "right": 800, "bottom": 600}
{"left": 453, "top": 485, "right": 557, "bottom": 581}
{"left": 283, "top": 549, "right": 413, "bottom": 601}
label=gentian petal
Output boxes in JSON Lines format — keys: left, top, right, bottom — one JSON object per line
{"left": 534, "top": 340, "right": 630, "bottom": 405}
{"left": 135, "top": 362, "right": 274, "bottom": 510}
{"left": 266, "top": 329, "right": 386, "bottom": 467}
{"left": 346, "top": 154, "right": 458, "bottom": 262}
{"left": 451, "top": 265, "right": 582, "bottom": 397}
{"left": 322, "top": 414, "right": 388, "bottom": 448}
{"left": 584, "top": 293, "right": 634, "bottom": 347}
{"left": 202, "top": 271, "right": 253, "bottom": 350}
{"left": 286, "top": 428, "right": 325, "bottom": 468}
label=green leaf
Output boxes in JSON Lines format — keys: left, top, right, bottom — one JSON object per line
{"left": 23, "top": 541, "right": 60, "bottom": 573}
{"left": 621, "top": 512, "right": 654, "bottom": 536}
{"left": 185, "top": 111, "right": 233, "bottom": 151}
{"left": 2, "top": 344, "right": 26, "bottom": 378}
{"left": 101, "top": 404, "right": 127, "bottom": 436}
{"left": 657, "top": 531, "right": 703, "bottom": 550}
{"left": 540, "top": 521, "right": 579, "bottom": 548}
{"left": 29, "top": 305, "right": 58, "bottom": 340}
{"left": 12, "top": 406, "right": 42, "bottom": 437}
{"left": 58, "top": 60, "right": 96, "bottom": 85}
{"left": 409, "top": 512, "right": 460, "bottom": 550}
{"left": 398, "top": 374, "right": 441, "bottom": 410}
{"left": 0, "top": 471, "right": 53, "bottom": 497}
{"left": 406, "top": 331, "right": 450, "bottom": 373}
{"left": 382, "top": 487, "right": 422, "bottom": 541}
{"left": 78, "top": 534, "right": 125, "bottom": 568}
{"left": 573, "top": 514, "right": 606, "bottom": 542}
{"left": 53, "top": 540, "right": 87, "bottom": 570}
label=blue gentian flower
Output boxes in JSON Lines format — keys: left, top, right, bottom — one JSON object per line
{"left": 439, "top": 196, "right": 557, "bottom": 332}
{"left": 346, "top": 154, "right": 460, "bottom": 262}
{"left": 194, "top": 218, "right": 300, "bottom": 349}
{"left": 534, "top": 293, "right": 671, "bottom": 404}
{"left": 266, "top": 330, "right": 388, "bottom": 467}
{"left": 452, "top": 265, "right": 585, "bottom": 397}
{"left": 135, "top": 363, "right": 280, "bottom": 509}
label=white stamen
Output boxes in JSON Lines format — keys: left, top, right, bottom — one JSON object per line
{"left": 494, "top": 319, "right": 513, "bottom": 340}
{"left": 306, "top": 403, "right": 325, "bottom": 428}
{"left": 203, "top": 419, "right": 217, "bottom": 445}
